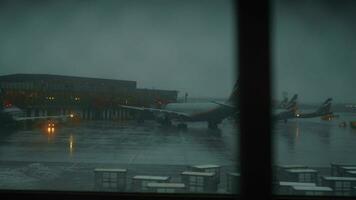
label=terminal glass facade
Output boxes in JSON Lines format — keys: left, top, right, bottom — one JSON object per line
{"left": 0, "top": 0, "right": 237, "bottom": 195}
{"left": 272, "top": 0, "right": 356, "bottom": 197}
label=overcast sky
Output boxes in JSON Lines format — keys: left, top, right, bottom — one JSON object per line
{"left": 0, "top": 0, "right": 355, "bottom": 103}
{"left": 273, "top": 0, "right": 356, "bottom": 103}
{"left": 0, "top": 0, "right": 235, "bottom": 99}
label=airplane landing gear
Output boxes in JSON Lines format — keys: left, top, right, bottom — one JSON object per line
{"left": 177, "top": 123, "right": 188, "bottom": 131}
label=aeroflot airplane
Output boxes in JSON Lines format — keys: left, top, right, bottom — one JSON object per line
{"left": 277, "top": 94, "right": 298, "bottom": 110}
{"left": 274, "top": 97, "right": 334, "bottom": 122}
{"left": 274, "top": 101, "right": 298, "bottom": 122}
{"left": 121, "top": 83, "right": 239, "bottom": 130}
{"left": 296, "top": 98, "right": 334, "bottom": 119}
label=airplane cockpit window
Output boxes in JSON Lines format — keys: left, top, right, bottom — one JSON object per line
{"left": 272, "top": 0, "right": 356, "bottom": 197}
{"left": 0, "top": 0, "right": 237, "bottom": 195}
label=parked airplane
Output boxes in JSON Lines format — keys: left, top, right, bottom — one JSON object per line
{"left": 274, "top": 102, "right": 297, "bottom": 122}
{"left": 120, "top": 83, "right": 238, "bottom": 130}
{"left": 275, "top": 97, "right": 335, "bottom": 122}
{"left": 296, "top": 98, "right": 335, "bottom": 119}
{"left": 0, "top": 104, "right": 74, "bottom": 129}
{"left": 277, "top": 94, "right": 298, "bottom": 110}
{"left": 0, "top": 89, "right": 74, "bottom": 129}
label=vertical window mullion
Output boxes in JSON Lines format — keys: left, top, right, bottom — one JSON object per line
{"left": 238, "top": 0, "right": 272, "bottom": 199}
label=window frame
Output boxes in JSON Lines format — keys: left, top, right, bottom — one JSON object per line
{"left": 1, "top": 0, "right": 262, "bottom": 199}
{"left": 1, "top": 0, "right": 355, "bottom": 200}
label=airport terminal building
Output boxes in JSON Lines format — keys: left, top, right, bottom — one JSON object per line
{"left": 0, "top": 74, "right": 178, "bottom": 120}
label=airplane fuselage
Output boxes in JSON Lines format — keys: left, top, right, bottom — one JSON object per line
{"left": 163, "top": 102, "right": 234, "bottom": 123}
{"left": 297, "top": 111, "right": 333, "bottom": 119}
{"left": 164, "top": 102, "right": 219, "bottom": 115}
{"left": 273, "top": 108, "right": 297, "bottom": 121}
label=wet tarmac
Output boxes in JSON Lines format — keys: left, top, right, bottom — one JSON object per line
{"left": 274, "top": 112, "right": 356, "bottom": 166}
{"left": 0, "top": 120, "right": 237, "bottom": 165}
{"left": 2, "top": 112, "right": 356, "bottom": 192}
{"left": 0, "top": 120, "right": 238, "bottom": 191}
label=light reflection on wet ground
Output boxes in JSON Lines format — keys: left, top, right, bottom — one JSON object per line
{"left": 2, "top": 112, "right": 356, "bottom": 191}
{"left": 274, "top": 112, "right": 356, "bottom": 166}
{"left": 0, "top": 120, "right": 237, "bottom": 165}
{"left": 0, "top": 120, "right": 238, "bottom": 191}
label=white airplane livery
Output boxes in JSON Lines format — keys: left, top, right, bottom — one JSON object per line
{"left": 121, "top": 82, "right": 238, "bottom": 130}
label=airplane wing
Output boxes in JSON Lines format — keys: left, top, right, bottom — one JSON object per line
{"left": 120, "top": 105, "right": 191, "bottom": 119}
{"left": 13, "top": 114, "right": 73, "bottom": 121}
{"left": 211, "top": 101, "right": 236, "bottom": 109}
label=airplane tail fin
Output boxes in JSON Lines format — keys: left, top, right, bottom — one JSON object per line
{"left": 228, "top": 80, "right": 239, "bottom": 103}
{"left": 278, "top": 94, "right": 297, "bottom": 109}
{"left": 286, "top": 100, "right": 298, "bottom": 113}
{"left": 316, "top": 98, "right": 332, "bottom": 115}
{"left": 154, "top": 97, "right": 170, "bottom": 109}
{"left": 279, "top": 96, "right": 289, "bottom": 108}
{"left": 286, "top": 94, "right": 298, "bottom": 108}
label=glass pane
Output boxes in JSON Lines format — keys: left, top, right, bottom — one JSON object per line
{"left": 272, "top": 0, "right": 356, "bottom": 196}
{"left": 0, "top": 0, "right": 238, "bottom": 194}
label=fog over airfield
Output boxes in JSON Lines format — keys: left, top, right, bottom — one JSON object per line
{"left": 273, "top": 0, "right": 356, "bottom": 103}
{"left": 0, "top": 0, "right": 235, "bottom": 99}
{"left": 0, "top": 0, "right": 356, "bottom": 103}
